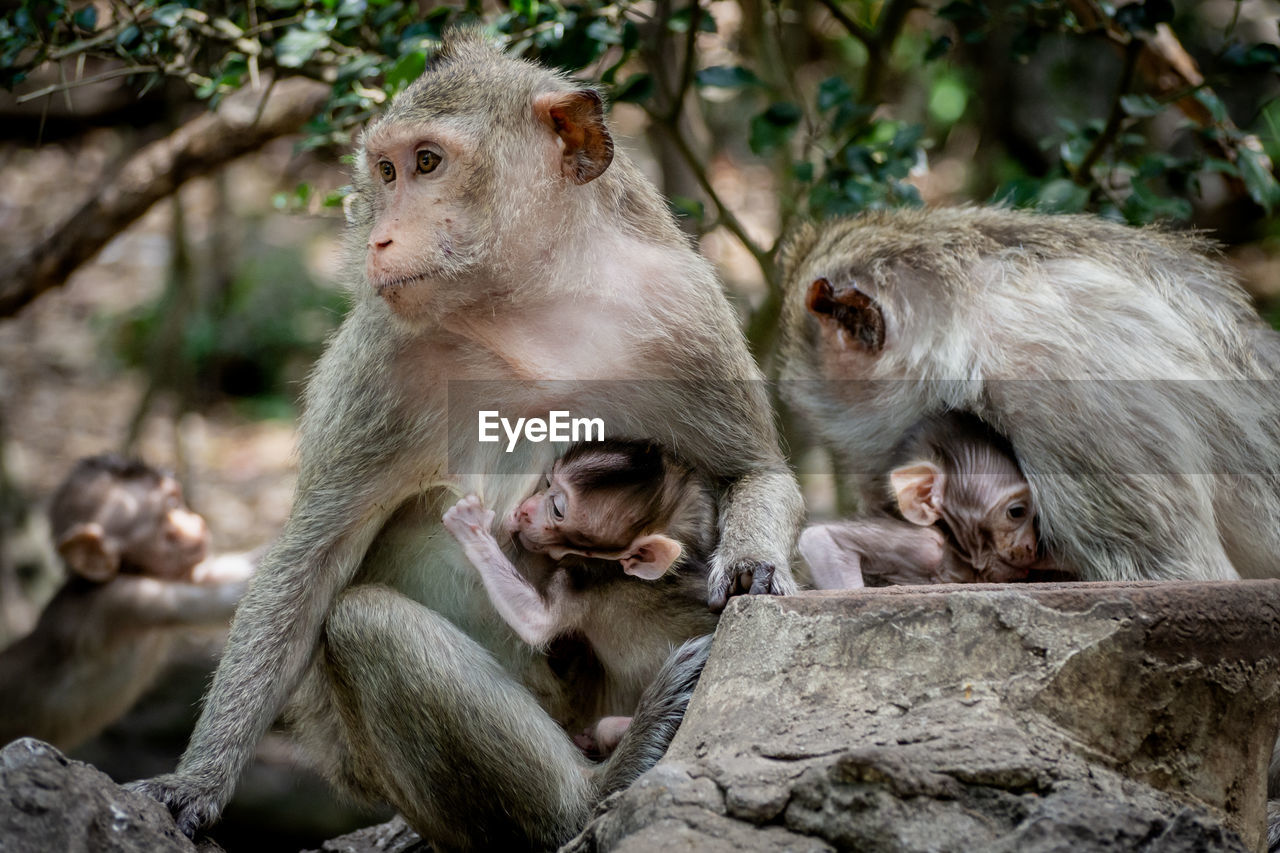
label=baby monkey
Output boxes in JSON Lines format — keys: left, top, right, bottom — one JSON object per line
{"left": 0, "top": 455, "right": 253, "bottom": 751}
{"left": 802, "top": 414, "right": 1067, "bottom": 589}
{"left": 443, "top": 439, "right": 718, "bottom": 756}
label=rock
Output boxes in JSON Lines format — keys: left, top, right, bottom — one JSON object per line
{"left": 0, "top": 737, "right": 217, "bottom": 852}
{"left": 568, "top": 581, "right": 1280, "bottom": 853}
{"left": 300, "top": 816, "right": 425, "bottom": 852}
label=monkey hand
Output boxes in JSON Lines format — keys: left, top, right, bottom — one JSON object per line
{"left": 707, "top": 557, "right": 794, "bottom": 612}
{"left": 442, "top": 494, "right": 496, "bottom": 544}
{"left": 125, "top": 772, "right": 226, "bottom": 838}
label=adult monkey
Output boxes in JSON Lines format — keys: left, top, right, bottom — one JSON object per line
{"left": 132, "top": 32, "right": 802, "bottom": 848}
{"left": 778, "top": 206, "right": 1280, "bottom": 583}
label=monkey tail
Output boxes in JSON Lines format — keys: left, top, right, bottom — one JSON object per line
{"left": 591, "top": 633, "right": 713, "bottom": 800}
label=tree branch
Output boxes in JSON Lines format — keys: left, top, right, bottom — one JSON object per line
{"left": 1063, "top": 0, "right": 1273, "bottom": 173}
{"left": 812, "top": 0, "right": 873, "bottom": 45}
{"left": 648, "top": 112, "right": 773, "bottom": 276}
{"left": 0, "top": 77, "right": 330, "bottom": 318}
{"left": 1073, "top": 38, "right": 1140, "bottom": 184}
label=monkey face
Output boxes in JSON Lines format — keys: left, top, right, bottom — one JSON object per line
{"left": 115, "top": 476, "right": 211, "bottom": 579}
{"left": 359, "top": 122, "right": 486, "bottom": 313}
{"left": 58, "top": 473, "right": 210, "bottom": 582}
{"left": 354, "top": 79, "right": 613, "bottom": 318}
{"left": 945, "top": 486, "right": 1039, "bottom": 582}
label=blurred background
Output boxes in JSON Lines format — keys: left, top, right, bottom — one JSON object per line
{"left": 0, "top": 0, "right": 1277, "bottom": 847}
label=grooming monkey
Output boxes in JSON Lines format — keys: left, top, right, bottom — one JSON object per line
{"left": 801, "top": 414, "right": 1067, "bottom": 588}
{"left": 442, "top": 439, "right": 719, "bottom": 756}
{"left": 133, "top": 32, "right": 803, "bottom": 849}
{"left": 0, "top": 455, "right": 252, "bottom": 751}
{"left": 780, "top": 206, "right": 1280, "bottom": 585}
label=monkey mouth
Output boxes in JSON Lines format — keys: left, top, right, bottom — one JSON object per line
{"left": 371, "top": 274, "right": 426, "bottom": 294}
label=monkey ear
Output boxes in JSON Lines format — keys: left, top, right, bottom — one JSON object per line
{"left": 56, "top": 523, "right": 120, "bottom": 582}
{"left": 619, "top": 534, "right": 682, "bottom": 580}
{"left": 890, "top": 462, "right": 946, "bottom": 527}
{"left": 805, "top": 277, "right": 886, "bottom": 354}
{"left": 533, "top": 90, "right": 615, "bottom": 185}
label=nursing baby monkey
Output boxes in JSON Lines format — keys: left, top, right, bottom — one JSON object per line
{"left": 801, "top": 415, "right": 1065, "bottom": 589}
{"left": 780, "top": 206, "right": 1280, "bottom": 584}
{"left": 134, "top": 31, "right": 802, "bottom": 850}
{"left": 0, "top": 455, "right": 251, "bottom": 750}
{"left": 443, "top": 439, "right": 718, "bottom": 756}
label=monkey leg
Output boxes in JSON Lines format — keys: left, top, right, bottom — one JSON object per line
{"left": 315, "top": 584, "right": 595, "bottom": 852}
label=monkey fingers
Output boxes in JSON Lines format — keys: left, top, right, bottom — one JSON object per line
{"left": 707, "top": 559, "right": 778, "bottom": 612}
{"left": 126, "top": 772, "right": 225, "bottom": 838}
{"left": 441, "top": 494, "right": 495, "bottom": 539}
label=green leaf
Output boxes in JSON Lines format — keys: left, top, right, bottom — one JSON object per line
{"left": 937, "top": 0, "right": 987, "bottom": 27}
{"left": 612, "top": 72, "right": 654, "bottom": 103}
{"left": 1201, "top": 157, "right": 1241, "bottom": 177}
{"left": 669, "top": 195, "right": 705, "bottom": 222}
{"left": 668, "top": 6, "right": 717, "bottom": 34}
{"left": 817, "top": 76, "right": 852, "bottom": 111}
{"left": 72, "top": 6, "right": 97, "bottom": 30}
{"left": 275, "top": 29, "right": 330, "bottom": 68}
{"left": 116, "top": 24, "right": 140, "bottom": 49}
{"left": 1120, "top": 94, "right": 1163, "bottom": 118}
{"left": 749, "top": 102, "right": 802, "bottom": 156}
{"left": 695, "top": 65, "right": 761, "bottom": 89}
{"left": 928, "top": 77, "right": 967, "bottom": 123}
{"left": 793, "top": 161, "right": 814, "bottom": 182}
{"left": 924, "top": 35, "right": 953, "bottom": 62}
{"left": 1035, "top": 178, "right": 1089, "bottom": 213}
{"left": 337, "top": 0, "right": 367, "bottom": 18}
{"left": 1237, "top": 146, "right": 1280, "bottom": 215}
{"left": 152, "top": 4, "right": 186, "bottom": 27}
{"left": 585, "top": 19, "right": 622, "bottom": 45}
{"left": 1193, "top": 90, "right": 1230, "bottom": 124}
{"left": 385, "top": 50, "right": 426, "bottom": 90}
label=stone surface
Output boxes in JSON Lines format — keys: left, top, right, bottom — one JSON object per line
{"left": 568, "top": 581, "right": 1280, "bottom": 853}
{"left": 300, "top": 816, "right": 424, "bottom": 852}
{"left": 0, "top": 737, "right": 217, "bottom": 852}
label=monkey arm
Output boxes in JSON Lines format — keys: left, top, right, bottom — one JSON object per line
{"left": 708, "top": 464, "right": 805, "bottom": 609}
{"left": 100, "top": 575, "right": 249, "bottom": 626}
{"left": 130, "top": 502, "right": 383, "bottom": 834}
{"left": 442, "top": 496, "right": 557, "bottom": 647}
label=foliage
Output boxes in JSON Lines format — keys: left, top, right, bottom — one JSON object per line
{"left": 4, "top": 0, "right": 1279, "bottom": 347}
{"left": 113, "top": 236, "right": 346, "bottom": 413}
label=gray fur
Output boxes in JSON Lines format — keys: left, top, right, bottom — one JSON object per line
{"left": 130, "top": 32, "right": 800, "bottom": 849}
{"left": 779, "top": 206, "right": 1280, "bottom": 583}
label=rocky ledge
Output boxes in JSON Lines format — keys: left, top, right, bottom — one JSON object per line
{"left": 4, "top": 581, "right": 1278, "bottom": 852}
{"left": 567, "top": 581, "right": 1280, "bottom": 853}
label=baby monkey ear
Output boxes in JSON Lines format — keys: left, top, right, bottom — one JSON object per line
{"left": 534, "top": 89, "right": 615, "bottom": 185}
{"left": 56, "top": 523, "right": 120, "bottom": 582}
{"left": 890, "top": 461, "right": 946, "bottom": 527}
{"left": 619, "top": 534, "right": 683, "bottom": 580}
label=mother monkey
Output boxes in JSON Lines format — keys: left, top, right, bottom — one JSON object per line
{"left": 133, "top": 32, "right": 802, "bottom": 850}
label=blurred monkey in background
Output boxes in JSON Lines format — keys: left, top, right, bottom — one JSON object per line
{"left": 0, "top": 455, "right": 252, "bottom": 751}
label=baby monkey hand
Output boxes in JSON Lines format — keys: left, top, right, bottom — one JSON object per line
{"left": 443, "top": 494, "right": 497, "bottom": 544}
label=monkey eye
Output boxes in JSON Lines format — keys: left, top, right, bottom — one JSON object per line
{"left": 1007, "top": 503, "right": 1027, "bottom": 520}
{"left": 378, "top": 160, "right": 396, "bottom": 183}
{"left": 550, "top": 493, "right": 566, "bottom": 522}
{"left": 416, "top": 150, "right": 442, "bottom": 174}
